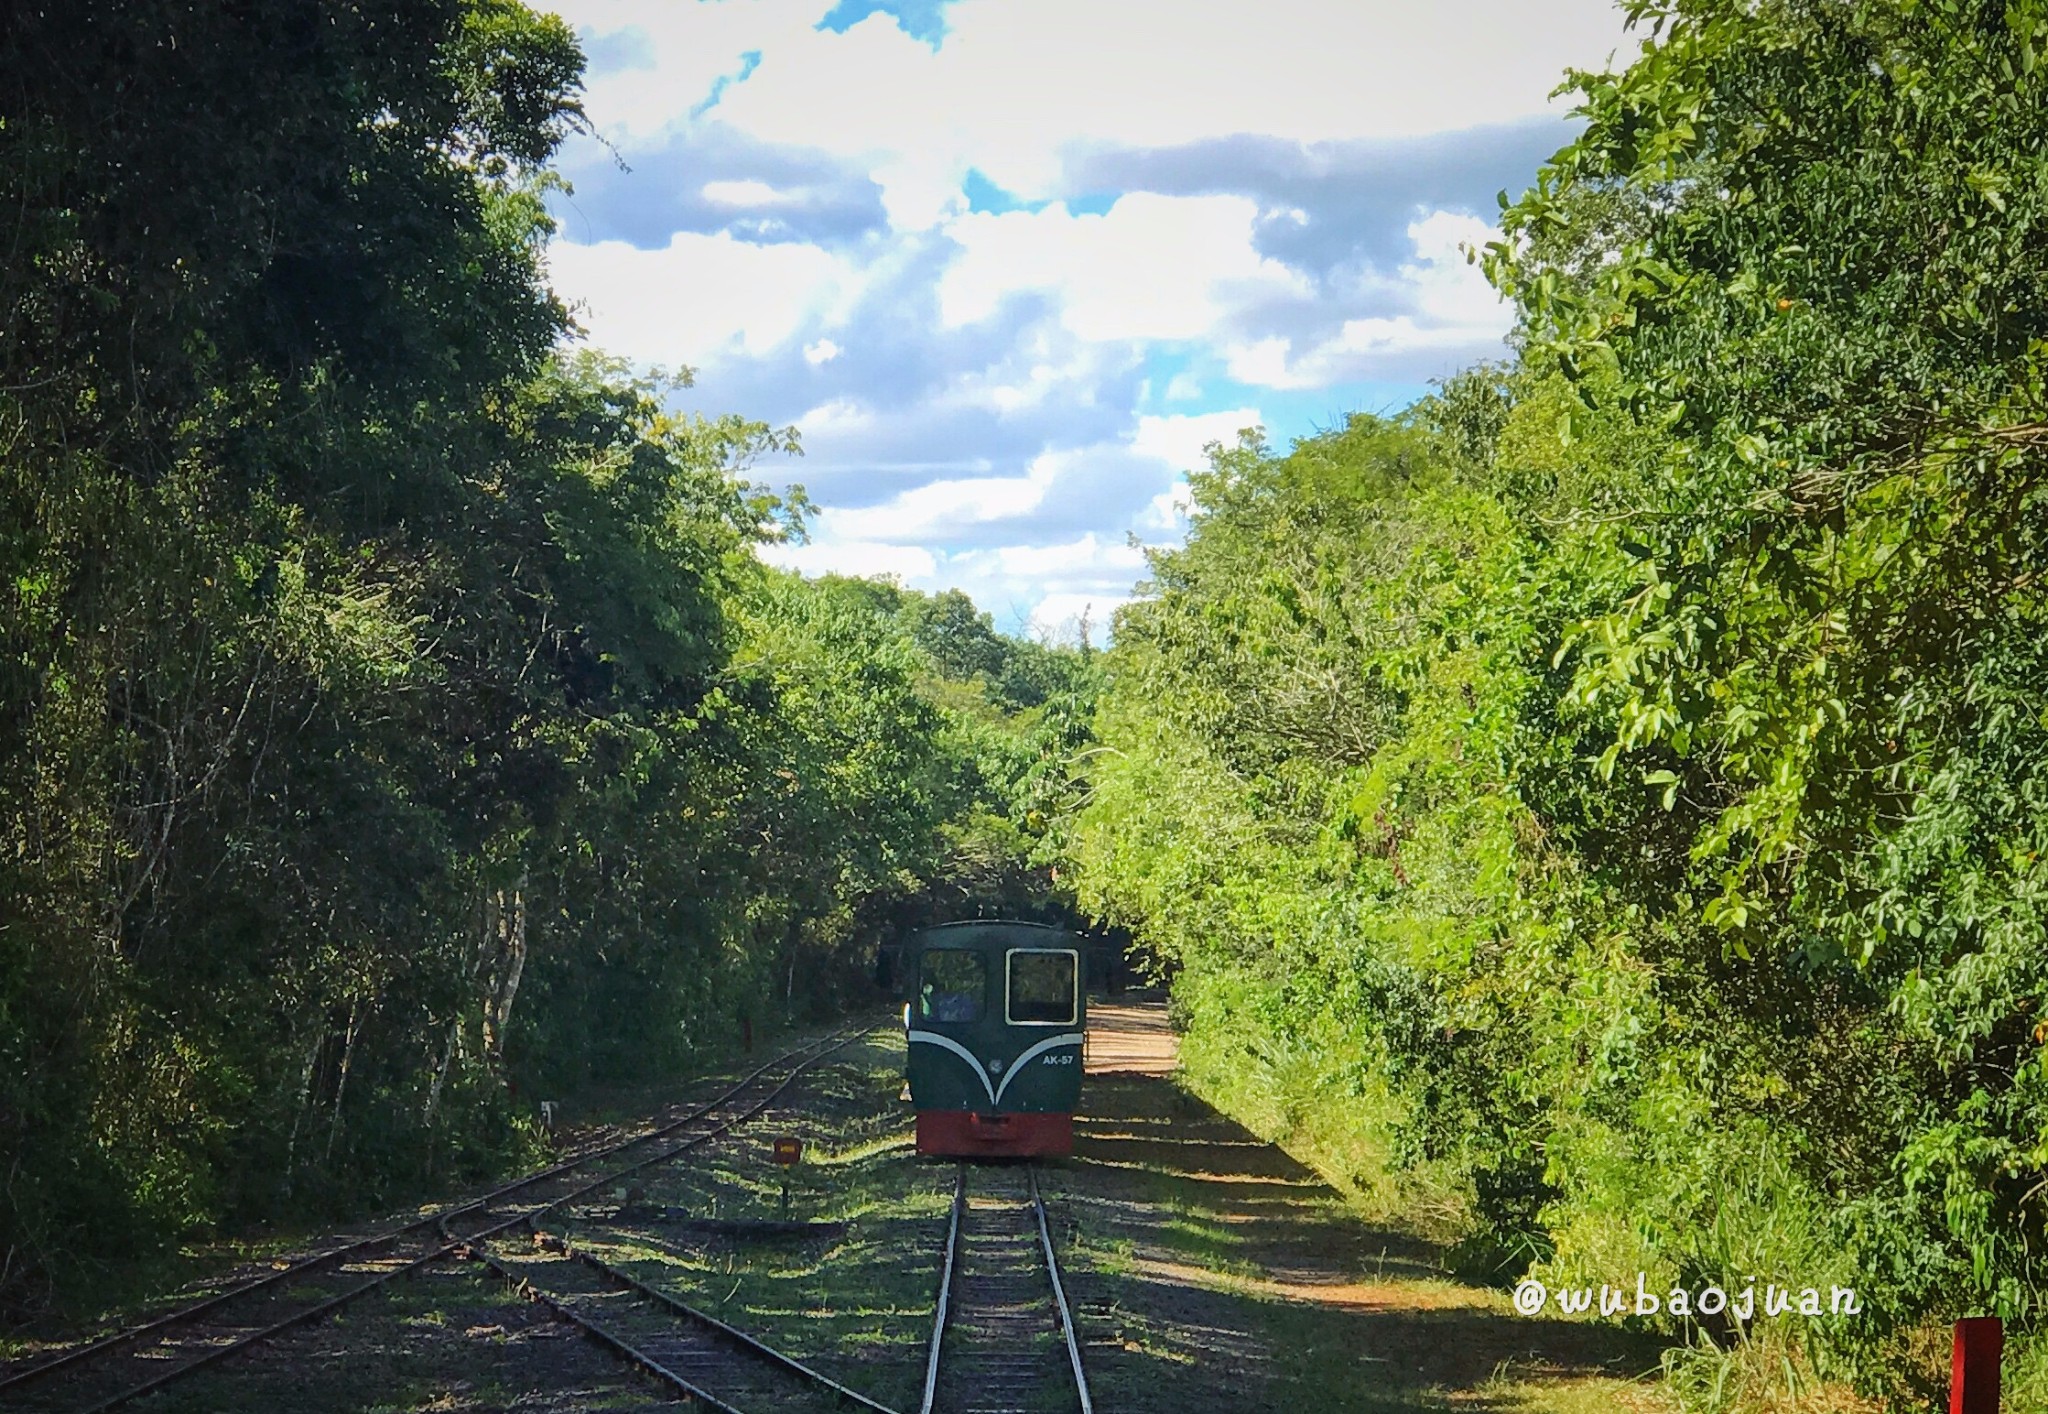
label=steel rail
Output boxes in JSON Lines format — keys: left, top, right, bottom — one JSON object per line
{"left": 0, "top": 1232, "right": 400, "bottom": 1398}
{"left": 529, "top": 1227, "right": 903, "bottom": 1413}
{"left": 450, "top": 1027, "right": 865, "bottom": 1251}
{"left": 921, "top": 1163, "right": 1092, "bottom": 1414}
{"left": 9, "top": 1025, "right": 864, "bottom": 1414}
{"left": 0, "top": 1031, "right": 849, "bottom": 1400}
{"left": 451, "top": 1221, "right": 749, "bottom": 1414}
{"left": 64, "top": 1232, "right": 473, "bottom": 1414}
{"left": 447, "top": 1026, "right": 878, "bottom": 1408}
{"left": 917, "top": 1167, "right": 966, "bottom": 1414}
{"left": 1029, "top": 1167, "right": 1094, "bottom": 1414}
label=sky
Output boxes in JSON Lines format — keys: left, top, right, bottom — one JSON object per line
{"left": 539, "top": 0, "right": 1638, "bottom": 637}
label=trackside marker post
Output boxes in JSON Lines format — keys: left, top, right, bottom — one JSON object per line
{"left": 772, "top": 1135, "right": 801, "bottom": 1218}
{"left": 1951, "top": 1316, "right": 2001, "bottom": 1414}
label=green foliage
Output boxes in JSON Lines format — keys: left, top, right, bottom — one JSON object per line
{"left": 1071, "top": 2, "right": 2048, "bottom": 1402}
{"left": 1495, "top": 0, "right": 2048, "bottom": 1364}
{"left": 0, "top": 0, "right": 1081, "bottom": 1319}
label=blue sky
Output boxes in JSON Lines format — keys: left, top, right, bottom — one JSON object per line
{"left": 541, "top": 0, "right": 1636, "bottom": 636}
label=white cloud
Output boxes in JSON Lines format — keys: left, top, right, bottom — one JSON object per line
{"left": 1028, "top": 592, "right": 1130, "bottom": 643}
{"left": 1401, "top": 209, "right": 1513, "bottom": 327}
{"left": 1138, "top": 482, "right": 1194, "bottom": 533}
{"left": 702, "top": 178, "right": 798, "bottom": 207}
{"left": 931, "top": 326, "right": 1132, "bottom": 417}
{"left": 696, "top": 0, "right": 1628, "bottom": 220}
{"left": 1223, "top": 336, "right": 1298, "bottom": 388}
{"left": 823, "top": 454, "right": 1062, "bottom": 542}
{"left": 537, "top": 0, "right": 1634, "bottom": 628}
{"left": 939, "top": 194, "right": 1310, "bottom": 342}
{"left": 976, "top": 364, "right": 1063, "bottom": 414}
{"left": 1224, "top": 208, "right": 1512, "bottom": 388}
{"left": 553, "top": 0, "right": 826, "bottom": 142}
{"left": 549, "top": 231, "right": 861, "bottom": 368}
{"left": 794, "top": 396, "right": 872, "bottom": 433}
{"left": 1123, "top": 411, "right": 1254, "bottom": 535}
{"left": 807, "top": 410, "right": 1250, "bottom": 549}
{"left": 777, "top": 416, "right": 1247, "bottom": 630}
{"left": 552, "top": 0, "right": 1627, "bottom": 231}
{"left": 753, "top": 530, "right": 1141, "bottom": 643}
{"left": 1130, "top": 408, "right": 1260, "bottom": 474}
{"left": 994, "top": 534, "right": 1146, "bottom": 578}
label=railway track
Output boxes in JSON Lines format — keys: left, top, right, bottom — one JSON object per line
{"left": 0, "top": 1025, "right": 864, "bottom": 1414}
{"left": 446, "top": 1031, "right": 907, "bottom": 1414}
{"left": 922, "top": 1164, "right": 1092, "bottom": 1414}
{"left": 460, "top": 1223, "right": 903, "bottom": 1413}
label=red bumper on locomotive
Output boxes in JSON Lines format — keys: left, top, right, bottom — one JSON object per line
{"left": 915, "top": 1109, "right": 1074, "bottom": 1158}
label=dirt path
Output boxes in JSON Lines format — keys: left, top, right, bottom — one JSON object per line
{"left": 1055, "top": 999, "right": 1676, "bottom": 1413}
{"left": 1084, "top": 1000, "right": 1179, "bottom": 1076}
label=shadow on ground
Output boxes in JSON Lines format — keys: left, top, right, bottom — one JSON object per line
{"left": 1053, "top": 1066, "right": 1675, "bottom": 1413}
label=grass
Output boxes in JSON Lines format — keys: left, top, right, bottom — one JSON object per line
{"left": 1655, "top": 1333, "right": 1885, "bottom": 1414}
{"left": 549, "top": 1030, "right": 946, "bottom": 1410}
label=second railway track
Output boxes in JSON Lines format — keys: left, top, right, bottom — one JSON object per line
{"left": 460, "top": 1223, "right": 902, "bottom": 1414}
{"left": 445, "top": 1029, "right": 907, "bottom": 1414}
{"left": 922, "top": 1163, "right": 1092, "bottom": 1414}
{"left": 0, "top": 1025, "right": 865, "bottom": 1414}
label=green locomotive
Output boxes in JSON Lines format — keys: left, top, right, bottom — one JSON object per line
{"left": 903, "top": 920, "right": 1086, "bottom": 1157}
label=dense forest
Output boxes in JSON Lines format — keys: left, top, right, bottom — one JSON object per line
{"left": 7, "top": 0, "right": 2048, "bottom": 1409}
{"left": 1072, "top": 0, "right": 2048, "bottom": 1405}
{"left": 0, "top": 0, "right": 1088, "bottom": 1313}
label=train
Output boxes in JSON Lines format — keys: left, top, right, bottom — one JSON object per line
{"left": 901, "top": 920, "right": 1086, "bottom": 1157}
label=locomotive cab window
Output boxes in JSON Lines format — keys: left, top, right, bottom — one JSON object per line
{"left": 1006, "top": 949, "right": 1078, "bottom": 1025}
{"left": 918, "top": 949, "right": 985, "bottom": 1023}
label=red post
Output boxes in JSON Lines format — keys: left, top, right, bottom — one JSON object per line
{"left": 1951, "top": 1317, "right": 2002, "bottom": 1414}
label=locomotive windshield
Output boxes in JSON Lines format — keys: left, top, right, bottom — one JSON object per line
{"left": 1006, "top": 949, "right": 1078, "bottom": 1025}
{"left": 918, "top": 948, "right": 986, "bottom": 1023}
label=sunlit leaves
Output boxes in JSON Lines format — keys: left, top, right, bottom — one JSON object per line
{"left": 1487, "top": 0, "right": 2048, "bottom": 1348}
{"left": 0, "top": 0, "right": 1059, "bottom": 1308}
{"left": 1075, "top": 0, "right": 2048, "bottom": 1381}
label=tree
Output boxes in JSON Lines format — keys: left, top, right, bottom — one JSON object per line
{"left": 1493, "top": 0, "right": 2048, "bottom": 1342}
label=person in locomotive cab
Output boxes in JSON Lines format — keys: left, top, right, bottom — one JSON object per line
{"left": 921, "top": 983, "right": 979, "bottom": 1022}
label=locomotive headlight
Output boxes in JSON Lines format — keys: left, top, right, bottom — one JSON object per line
{"left": 988, "top": 1057, "right": 1005, "bottom": 1072}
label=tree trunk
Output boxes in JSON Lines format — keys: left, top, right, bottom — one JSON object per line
{"left": 482, "top": 869, "right": 527, "bottom": 1062}
{"left": 324, "top": 999, "right": 361, "bottom": 1162}
{"left": 423, "top": 1015, "right": 461, "bottom": 1130}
